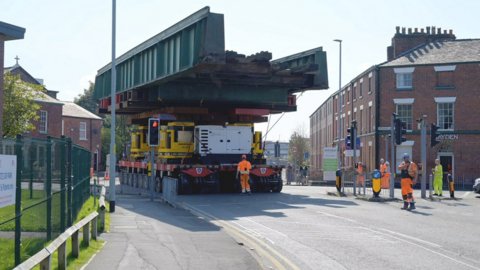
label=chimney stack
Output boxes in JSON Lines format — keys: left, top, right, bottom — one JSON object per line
{"left": 421, "top": 28, "right": 424, "bottom": 33}
{"left": 426, "top": 26, "right": 430, "bottom": 34}
{"left": 408, "top": 28, "right": 412, "bottom": 34}
{"left": 415, "top": 27, "right": 418, "bottom": 33}
{"left": 437, "top": 28, "right": 441, "bottom": 34}
{"left": 396, "top": 26, "right": 400, "bottom": 33}
{"left": 449, "top": 29, "right": 453, "bottom": 35}
{"left": 402, "top": 27, "right": 406, "bottom": 34}
{"left": 432, "top": 26, "right": 436, "bottom": 34}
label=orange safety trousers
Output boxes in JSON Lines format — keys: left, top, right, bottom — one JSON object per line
{"left": 401, "top": 178, "right": 415, "bottom": 202}
{"left": 240, "top": 173, "right": 251, "bottom": 193}
{"left": 381, "top": 173, "right": 390, "bottom": 189}
{"left": 356, "top": 171, "right": 364, "bottom": 185}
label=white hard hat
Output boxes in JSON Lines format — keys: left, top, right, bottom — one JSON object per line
{"left": 385, "top": 161, "right": 390, "bottom": 165}
{"left": 380, "top": 158, "right": 385, "bottom": 162}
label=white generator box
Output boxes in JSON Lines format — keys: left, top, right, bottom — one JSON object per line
{"left": 195, "top": 126, "right": 252, "bottom": 154}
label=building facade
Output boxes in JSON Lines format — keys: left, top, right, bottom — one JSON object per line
{"left": 3, "top": 63, "right": 102, "bottom": 169}
{"left": 310, "top": 26, "right": 480, "bottom": 182}
{"left": 62, "top": 101, "right": 103, "bottom": 171}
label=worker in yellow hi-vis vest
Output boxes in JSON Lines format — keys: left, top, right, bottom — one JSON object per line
{"left": 432, "top": 159, "right": 443, "bottom": 196}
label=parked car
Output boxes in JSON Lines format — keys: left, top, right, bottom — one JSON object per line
{"left": 473, "top": 178, "right": 480, "bottom": 193}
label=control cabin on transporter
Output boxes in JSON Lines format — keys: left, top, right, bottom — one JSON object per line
{"left": 93, "top": 6, "right": 329, "bottom": 194}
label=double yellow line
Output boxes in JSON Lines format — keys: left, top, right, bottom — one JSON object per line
{"left": 181, "top": 203, "right": 300, "bottom": 270}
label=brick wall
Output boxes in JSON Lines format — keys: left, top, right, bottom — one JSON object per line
{"left": 28, "top": 103, "right": 63, "bottom": 139}
{"left": 9, "top": 66, "right": 40, "bottom": 85}
{"left": 378, "top": 63, "right": 480, "bottom": 176}
{"left": 63, "top": 116, "right": 102, "bottom": 167}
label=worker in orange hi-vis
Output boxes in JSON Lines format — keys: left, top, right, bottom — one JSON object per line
{"left": 237, "top": 154, "right": 252, "bottom": 195}
{"left": 356, "top": 162, "right": 364, "bottom": 187}
{"left": 398, "top": 153, "right": 418, "bottom": 211}
{"left": 380, "top": 158, "right": 387, "bottom": 188}
{"left": 383, "top": 161, "right": 391, "bottom": 189}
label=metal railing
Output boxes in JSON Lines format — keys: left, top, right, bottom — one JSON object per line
{"left": 0, "top": 135, "right": 91, "bottom": 269}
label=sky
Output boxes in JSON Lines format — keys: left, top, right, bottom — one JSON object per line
{"left": 2, "top": 0, "right": 480, "bottom": 142}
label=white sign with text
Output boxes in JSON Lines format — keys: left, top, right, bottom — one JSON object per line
{"left": 0, "top": 155, "right": 17, "bottom": 209}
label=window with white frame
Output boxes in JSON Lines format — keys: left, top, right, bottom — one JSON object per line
{"left": 394, "top": 67, "right": 414, "bottom": 89}
{"left": 359, "top": 79, "right": 364, "bottom": 97}
{"left": 40, "top": 111, "right": 48, "bottom": 133}
{"left": 80, "top": 122, "right": 87, "bottom": 140}
{"left": 396, "top": 73, "right": 412, "bottom": 88}
{"left": 437, "top": 103, "right": 454, "bottom": 130}
{"left": 396, "top": 104, "right": 413, "bottom": 131}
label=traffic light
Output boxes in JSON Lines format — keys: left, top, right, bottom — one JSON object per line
{"left": 430, "top": 123, "right": 441, "bottom": 148}
{"left": 394, "top": 119, "right": 407, "bottom": 145}
{"left": 346, "top": 128, "right": 352, "bottom": 149}
{"left": 148, "top": 118, "right": 160, "bottom": 146}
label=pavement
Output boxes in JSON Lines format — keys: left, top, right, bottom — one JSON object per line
{"left": 84, "top": 193, "right": 260, "bottom": 270}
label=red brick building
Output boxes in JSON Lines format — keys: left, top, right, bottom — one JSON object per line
{"left": 310, "top": 26, "right": 480, "bottom": 182}
{"left": 62, "top": 101, "right": 102, "bottom": 171}
{"left": 3, "top": 63, "right": 102, "bottom": 169}
{"left": 4, "top": 64, "right": 63, "bottom": 139}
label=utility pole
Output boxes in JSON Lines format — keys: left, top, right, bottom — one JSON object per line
{"left": 334, "top": 39, "right": 342, "bottom": 170}
{"left": 390, "top": 114, "right": 396, "bottom": 199}
{"left": 109, "top": 0, "right": 117, "bottom": 212}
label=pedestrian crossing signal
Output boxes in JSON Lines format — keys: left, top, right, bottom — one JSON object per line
{"left": 355, "top": 162, "right": 359, "bottom": 169}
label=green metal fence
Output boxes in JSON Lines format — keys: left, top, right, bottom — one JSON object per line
{"left": 0, "top": 135, "right": 91, "bottom": 269}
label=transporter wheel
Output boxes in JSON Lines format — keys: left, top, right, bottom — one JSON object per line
{"left": 177, "top": 174, "right": 192, "bottom": 195}
{"left": 272, "top": 176, "right": 283, "bottom": 193}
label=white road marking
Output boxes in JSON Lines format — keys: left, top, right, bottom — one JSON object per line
{"left": 462, "top": 192, "right": 471, "bottom": 198}
{"left": 241, "top": 217, "right": 288, "bottom": 237}
{"left": 377, "top": 228, "right": 441, "bottom": 248}
{"left": 276, "top": 201, "right": 291, "bottom": 206}
{"left": 316, "top": 211, "right": 358, "bottom": 223}
{"left": 367, "top": 228, "right": 480, "bottom": 269}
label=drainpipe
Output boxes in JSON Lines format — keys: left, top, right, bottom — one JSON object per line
{"left": 374, "top": 65, "right": 380, "bottom": 170}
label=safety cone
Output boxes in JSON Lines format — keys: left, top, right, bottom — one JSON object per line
{"left": 104, "top": 170, "right": 110, "bottom": 180}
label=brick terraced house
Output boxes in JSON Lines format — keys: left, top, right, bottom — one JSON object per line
{"left": 310, "top": 26, "right": 480, "bottom": 183}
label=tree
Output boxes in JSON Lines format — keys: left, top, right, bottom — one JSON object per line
{"left": 288, "top": 123, "right": 310, "bottom": 168}
{"left": 2, "top": 72, "right": 46, "bottom": 138}
{"left": 74, "top": 81, "right": 136, "bottom": 163}
{"left": 74, "top": 81, "right": 99, "bottom": 115}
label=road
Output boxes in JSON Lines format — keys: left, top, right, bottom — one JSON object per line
{"left": 173, "top": 186, "right": 480, "bottom": 270}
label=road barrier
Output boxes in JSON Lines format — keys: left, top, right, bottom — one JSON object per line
{"left": 13, "top": 212, "right": 98, "bottom": 270}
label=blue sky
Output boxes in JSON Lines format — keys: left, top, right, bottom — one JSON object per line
{"left": 2, "top": 0, "right": 479, "bottom": 142}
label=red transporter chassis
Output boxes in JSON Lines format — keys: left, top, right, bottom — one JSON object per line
{"left": 119, "top": 161, "right": 284, "bottom": 194}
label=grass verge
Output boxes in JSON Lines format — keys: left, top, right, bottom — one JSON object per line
{"left": 0, "top": 195, "right": 110, "bottom": 270}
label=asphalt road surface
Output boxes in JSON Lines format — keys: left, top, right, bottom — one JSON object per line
{"left": 175, "top": 186, "right": 480, "bottom": 270}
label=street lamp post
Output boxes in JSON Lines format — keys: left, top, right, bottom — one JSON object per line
{"left": 334, "top": 39, "right": 342, "bottom": 170}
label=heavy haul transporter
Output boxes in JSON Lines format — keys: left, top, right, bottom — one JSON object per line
{"left": 94, "top": 7, "right": 329, "bottom": 194}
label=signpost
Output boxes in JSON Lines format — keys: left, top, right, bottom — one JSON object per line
{"left": 323, "top": 147, "right": 337, "bottom": 181}
{"left": 0, "top": 155, "right": 17, "bottom": 209}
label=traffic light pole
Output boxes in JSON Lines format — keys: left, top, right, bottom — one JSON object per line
{"left": 352, "top": 120, "right": 357, "bottom": 196}
{"left": 420, "top": 120, "right": 427, "bottom": 198}
{"left": 390, "top": 114, "right": 395, "bottom": 199}
{"left": 150, "top": 146, "right": 155, "bottom": 201}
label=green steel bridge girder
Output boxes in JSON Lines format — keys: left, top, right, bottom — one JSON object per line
{"left": 152, "top": 84, "right": 290, "bottom": 104}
